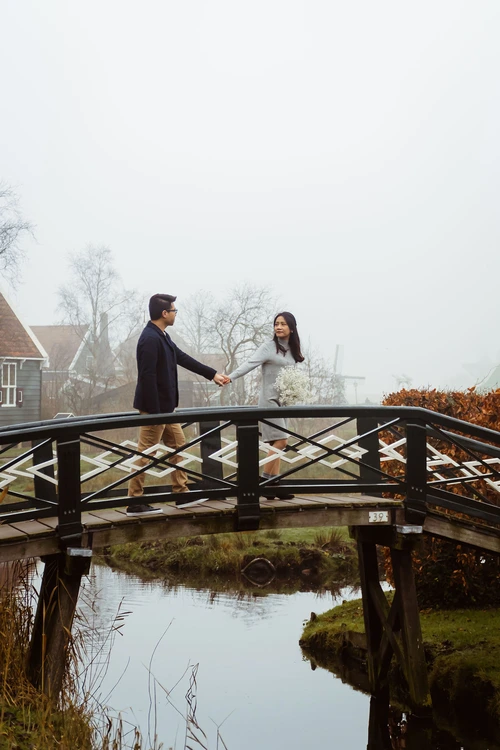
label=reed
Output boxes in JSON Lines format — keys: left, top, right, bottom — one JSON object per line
{"left": 0, "top": 561, "right": 227, "bottom": 750}
{"left": 0, "top": 560, "right": 95, "bottom": 748}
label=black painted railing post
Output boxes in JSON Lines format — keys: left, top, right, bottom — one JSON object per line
{"left": 405, "top": 422, "right": 427, "bottom": 525}
{"left": 236, "top": 422, "right": 260, "bottom": 531}
{"left": 356, "top": 417, "right": 381, "bottom": 490}
{"left": 32, "top": 439, "right": 57, "bottom": 504}
{"left": 56, "top": 435, "right": 83, "bottom": 547}
{"left": 199, "top": 421, "right": 223, "bottom": 492}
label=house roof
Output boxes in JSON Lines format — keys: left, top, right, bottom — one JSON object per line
{"left": 0, "top": 292, "right": 47, "bottom": 359}
{"left": 31, "top": 325, "right": 89, "bottom": 370}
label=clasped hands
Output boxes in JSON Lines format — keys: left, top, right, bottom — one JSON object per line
{"left": 213, "top": 373, "right": 231, "bottom": 387}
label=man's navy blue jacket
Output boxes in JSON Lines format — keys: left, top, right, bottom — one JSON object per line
{"left": 133, "top": 321, "right": 217, "bottom": 414}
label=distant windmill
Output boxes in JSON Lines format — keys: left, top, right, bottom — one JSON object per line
{"left": 333, "top": 345, "right": 366, "bottom": 404}
{"left": 393, "top": 373, "right": 413, "bottom": 390}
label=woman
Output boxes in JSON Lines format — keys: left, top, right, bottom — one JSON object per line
{"left": 226, "top": 311, "right": 304, "bottom": 499}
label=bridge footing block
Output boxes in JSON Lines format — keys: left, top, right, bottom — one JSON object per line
{"left": 26, "top": 549, "right": 91, "bottom": 699}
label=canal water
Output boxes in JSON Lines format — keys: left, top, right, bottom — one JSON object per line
{"left": 76, "top": 563, "right": 497, "bottom": 750}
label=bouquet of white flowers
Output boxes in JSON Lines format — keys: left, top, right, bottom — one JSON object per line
{"left": 275, "top": 366, "right": 313, "bottom": 406}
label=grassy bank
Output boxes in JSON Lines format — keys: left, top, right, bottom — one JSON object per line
{"left": 103, "top": 527, "right": 357, "bottom": 585}
{"left": 300, "top": 597, "right": 500, "bottom": 731}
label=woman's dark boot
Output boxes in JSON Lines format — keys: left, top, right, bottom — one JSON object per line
{"left": 261, "top": 476, "right": 294, "bottom": 500}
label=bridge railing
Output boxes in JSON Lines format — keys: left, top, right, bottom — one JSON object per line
{"left": 1, "top": 405, "right": 500, "bottom": 540}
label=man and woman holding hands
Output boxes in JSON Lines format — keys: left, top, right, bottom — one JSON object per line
{"left": 127, "top": 292, "right": 303, "bottom": 515}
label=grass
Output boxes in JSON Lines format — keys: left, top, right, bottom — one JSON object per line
{"left": 300, "top": 596, "right": 500, "bottom": 728}
{"left": 103, "top": 526, "right": 356, "bottom": 585}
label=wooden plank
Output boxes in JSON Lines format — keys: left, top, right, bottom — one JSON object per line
{"left": 0, "top": 536, "right": 60, "bottom": 563}
{"left": 90, "top": 503, "right": 405, "bottom": 549}
{"left": 309, "top": 494, "right": 402, "bottom": 507}
{"left": 424, "top": 515, "right": 500, "bottom": 554}
{"left": 196, "top": 499, "right": 237, "bottom": 511}
{"left": 85, "top": 509, "right": 136, "bottom": 524}
{"left": 9, "top": 519, "right": 55, "bottom": 536}
{"left": 82, "top": 511, "right": 114, "bottom": 528}
{"left": 174, "top": 499, "right": 235, "bottom": 513}
{"left": 166, "top": 502, "right": 231, "bottom": 517}
{"left": 260, "top": 497, "right": 305, "bottom": 509}
{"left": 37, "top": 516, "right": 58, "bottom": 530}
{"left": 91, "top": 514, "right": 236, "bottom": 548}
{"left": 0, "top": 524, "right": 29, "bottom": 541}
{"left": 280, "top": 496, "right": 331, "bottom": 506}
{"left": 261, "top": 506, "right": 406, "bottom": 530}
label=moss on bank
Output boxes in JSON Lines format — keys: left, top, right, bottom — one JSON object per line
{"left": 300, "top": 597, "right": 500, "bottom": 730}
{"left": 103, "top": 527, "right": 357, "bottom": 585}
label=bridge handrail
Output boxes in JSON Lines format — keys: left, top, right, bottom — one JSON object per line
{"left": 2, "top": 404, "right": 500, "bottom": 542}
{"left": 2, "top": 404, "right": 500, "bottom": 450}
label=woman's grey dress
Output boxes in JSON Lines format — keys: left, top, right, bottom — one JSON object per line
{"left": 227, "top": 339, "right": 296, "bottom": 442}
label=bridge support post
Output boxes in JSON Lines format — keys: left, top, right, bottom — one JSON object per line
{"left": 353, "top": 525, "right": 431, "bottom": 715}
{"left": 406, "top": 422, "right": 428, "bottom": 525}
{"left": 27, "top": 548, "right": 92, "bottom": 699}
{"left": 56, "top": 435, "right": 83, "bottom": 547}
{"left": 236, "top": 422, "right": 260, "bottom": 531}
{"left": 199, "top": 421, "right": 223, "bottom": 493}
{"left": 27, "top": 433, "right": 89, "bottom": 699}
{"left": 356, "top": 417, "right": 381, "bottom": 489}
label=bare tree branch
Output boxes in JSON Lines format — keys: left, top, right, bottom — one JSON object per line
{"left": 0, "top": 183, "right": 34, "bottom": 285}
{"left": 56, "top": 244, "right": 144, "bottom": 414}
{"left": 178, "top": 283, "right": 280, "bottom": 405}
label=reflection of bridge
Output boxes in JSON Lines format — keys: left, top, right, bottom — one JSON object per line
{"left": 2, "top": 405, "right": 500, "bottom": 713}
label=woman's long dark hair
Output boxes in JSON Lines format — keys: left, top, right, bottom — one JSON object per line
{"left": 273, "top": 311, "right": 304, "bottom": 363}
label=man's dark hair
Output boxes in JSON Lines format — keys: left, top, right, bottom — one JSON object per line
{"left": 149, "top": 294, "right": 176, "bottom": 320}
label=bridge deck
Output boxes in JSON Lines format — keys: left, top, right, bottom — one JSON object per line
{"left": 2, "top": 492, "right": 499, "bottom": 564}
{"left": 0, "top": 494, "right": 405, "bottom": 563}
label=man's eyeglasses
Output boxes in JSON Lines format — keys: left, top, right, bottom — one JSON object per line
{"left": 168, "top": 308, "right": 178, "bottom": 314}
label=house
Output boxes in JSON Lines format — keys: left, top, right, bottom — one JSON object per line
{"left": 32, "top": 316, "right": 116, "bottom": 417}
{"left": 0, "top": 291, "right": 47, "bottom": 426}
{"left": 31, "top": 319, "right": 225, "bottom": 416}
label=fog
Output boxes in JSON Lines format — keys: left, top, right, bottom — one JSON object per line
{"left": 2, "top": 0, "right": 499, "bottom": 401}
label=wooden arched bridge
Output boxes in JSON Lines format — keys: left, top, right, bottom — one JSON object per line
{"left": 1, "top": 405, "right": 500, "bottom": 710}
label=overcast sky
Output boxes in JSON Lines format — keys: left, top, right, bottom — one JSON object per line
{"left": 2, "top": 0, "right": 499, "bottom": 400}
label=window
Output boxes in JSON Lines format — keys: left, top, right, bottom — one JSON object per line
{"left": 1, "top": 362, "right": 17, "bottom": 407}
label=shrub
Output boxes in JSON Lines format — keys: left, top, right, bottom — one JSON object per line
{"left": 382, "top": 388, "right": 500, "bottom": 607}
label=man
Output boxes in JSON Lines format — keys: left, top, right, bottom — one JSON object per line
{"left": 127, "top": 293, "right": 228, "bottom": 516}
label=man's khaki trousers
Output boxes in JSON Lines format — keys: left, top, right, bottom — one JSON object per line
{"left": 127, "top": 415, "right": 188, "bottom": 497}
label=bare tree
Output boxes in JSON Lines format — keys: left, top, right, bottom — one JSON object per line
{"left": 0, "top": 184, "right": 33, "bottom": 284}
{"left": 177, "top": 290, "right": 217, "bottom": 355}
{"left": 178, "top": 283, "right": 279, "bottom": 405}
{"left": 211, "top": 284, "right": 279, "bottom": 404}
{"left": 57, "top": 244, "right": 143, "bottom": 414}
{"left": 302, "top": 343, "right": 347, "bottom": 405}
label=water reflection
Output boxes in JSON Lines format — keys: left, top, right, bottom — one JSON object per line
{"left": 73, "top": 563, "right": 498, "bottom": 750}
{"left": 367, "top": 697, "right": 500, "bottom": 750}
